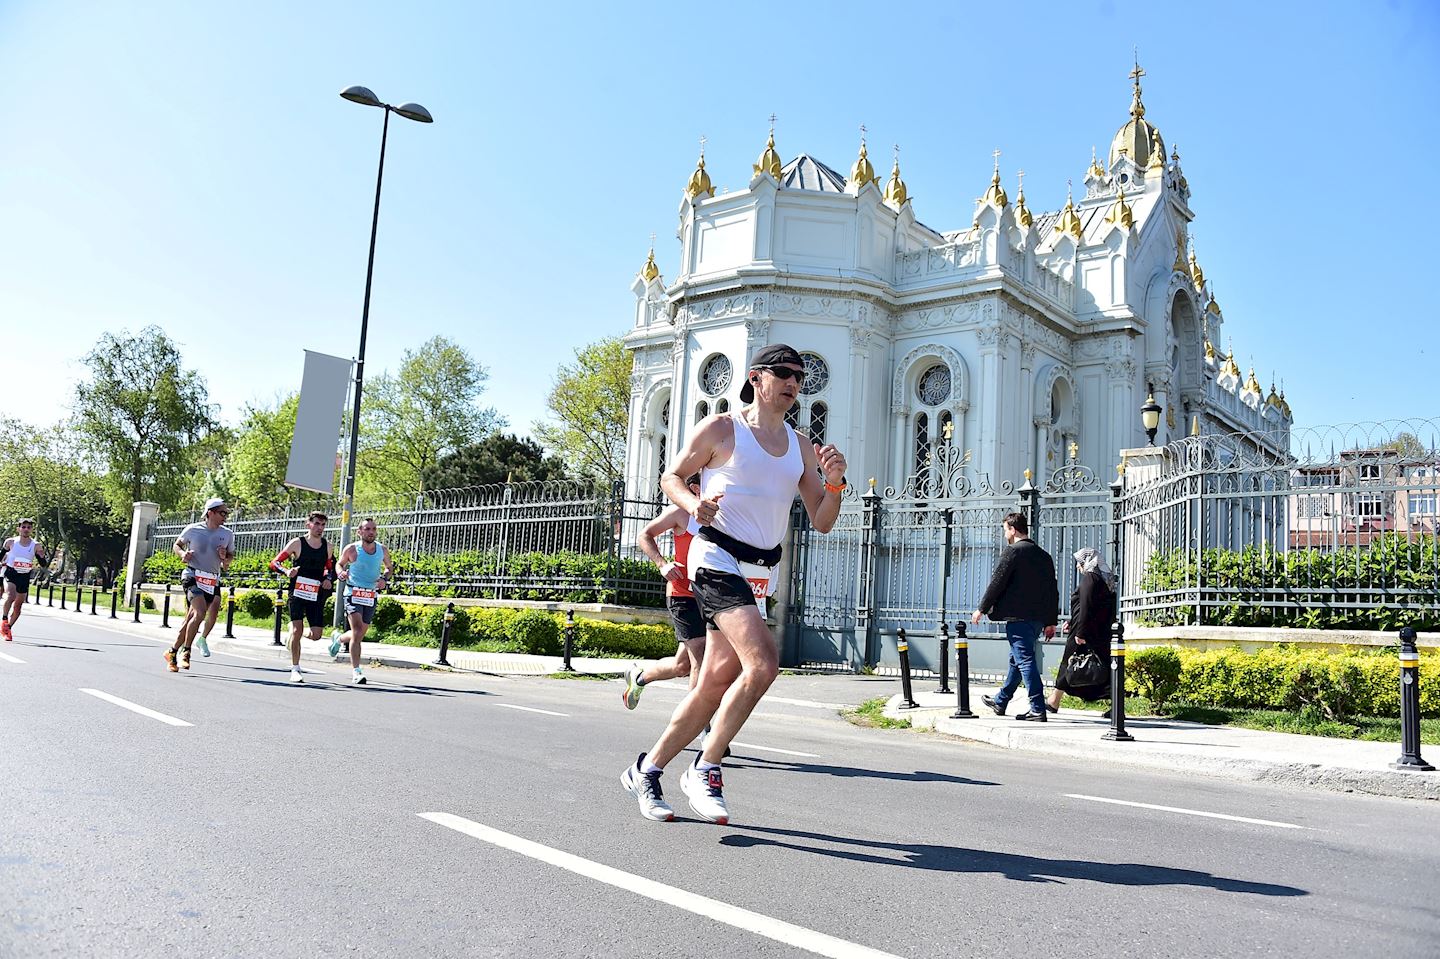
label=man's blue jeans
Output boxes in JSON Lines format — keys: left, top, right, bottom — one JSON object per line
{"left": 993, "top": 620, "right": 1045, "bottom": 715}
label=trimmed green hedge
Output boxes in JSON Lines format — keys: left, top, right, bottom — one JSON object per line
{"left": 1139, "top": 536, "right": 1440, "bottom": 630}
{"left": 1128, "top": 645, "right": 1439, "bottom": 720}
{"left": 383, "top": 602, "right": 675, "bottom": 659}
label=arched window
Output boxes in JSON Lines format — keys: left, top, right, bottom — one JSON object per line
{"left": 808, "top": 402, "right": 827, "bottom": 446}
{"left": 938, "top": 409, "right": 952, "bottom": 449}
{"left": 716, "top": 398, "right": 730, "bottom": 414}
{"left": 700, "top": 354, "right": 732, "bottom": 397}
{"left": 914, "top": 412, "right": 930, "bottom": 475}
{"left": 696, "top": 400, "right": 709, "bottom": 421}
{"left": 784, "top": 404, "right": 800, "bottom": 430}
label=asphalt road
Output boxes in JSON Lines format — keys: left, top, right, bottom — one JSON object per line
{"left": 4, "top": 605, "right": 1439, "bottom": 959}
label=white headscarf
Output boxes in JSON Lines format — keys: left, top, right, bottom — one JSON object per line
{"left": 1073, "top": 547, "right": 1114, "bottom": 588}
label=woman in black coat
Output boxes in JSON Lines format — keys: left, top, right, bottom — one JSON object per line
{"left": 1045, "top": 547, "right": 1115, "bottom": 712}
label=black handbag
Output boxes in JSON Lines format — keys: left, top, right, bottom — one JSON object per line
{"left": 1062, "top": 650, "right": 1107, "bottom": 688}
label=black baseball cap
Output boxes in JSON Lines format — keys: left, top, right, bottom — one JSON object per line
{"left": 739, "top": 344, "right": 804, "bottom": 403}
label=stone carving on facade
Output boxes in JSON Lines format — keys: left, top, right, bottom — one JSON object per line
{"left": 638, "top": 379, "right": 671, "bottom": 431}
{"left": 892, "top": 342, "right": 969, "bottom": 409}
{"left": 770, "top": 295, "right": 853, "bottom": 318}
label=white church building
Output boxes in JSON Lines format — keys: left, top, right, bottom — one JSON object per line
{"left": 622, "top": 65, "right": 1292, "bottom": 500}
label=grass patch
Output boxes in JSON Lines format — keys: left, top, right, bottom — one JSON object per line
{"left": 1060, "top": 694, "right": 1440, "bottom": 745}
{"left": 544, "top": 671, "right": 618, "bottom": 681}
{"left": 844, "top": 697, "right": 911, "bottom": 729}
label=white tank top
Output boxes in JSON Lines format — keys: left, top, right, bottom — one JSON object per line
{"left": 690, "top": 413, "right": 804, "bottom": 579}
{"left": 6, "top": 539, "right": 37, "bottom": 572}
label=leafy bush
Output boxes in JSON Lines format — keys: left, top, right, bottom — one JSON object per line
{"left": 141, "top": 593, "right": 157, "bottom": 611}
{"left": 373, "top": 596, "right": 405, "bottom": 632}
{"left": 239, "top": 590, "right": 273, "bottom": 619}
{"left": 423, "top": 604, "right": 472, "bottom": 644}
{"left": 505, "top": 609, "right": 562, "bottom": 655}
{"left": 1129, "top": 644, "right": 1439, "bottom": 719}
{"left": 323, "top": 596, "right": 335, "bottom": 623}
{"left": 1127, "top": 647, "right": 1182, "bottom": 711}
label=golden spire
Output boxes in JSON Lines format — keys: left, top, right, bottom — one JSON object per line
{"left": 1189, "top": 248, "right": 1206, "bottom": 288}
{"left": 1222, "top": 348, "right": 1241, "bottom": 379}
{"left": 1266, "top": 381, "right": 1283, "bottom": 410}
{"left": 1207, "top": 289, "right": 1222, "bottom": 315}
{"left": 1279, "top": 385, "right": 1292, "bottom": 418}
{"left": 1106, "top": 188, "right": 1134, "bottom": 229}
{"left": 1243, "top": 366, "right": 1262, "bottom": 397}
{"left": 884, "top": 144, "right": 909, "bottom": 206}
{"left": 849, "top": 126, "right": 877, "bottom": 189}
{"left": 1087, "top": 146, "right": 1106, "bottom": 179}
{"left": 1015, "top": 169, "right": 1032, "bottom": 228}
{"left": 1055, "top": 180, "right": 1083, "bottom": 239}
{"left": 753, "top": 115, "right": 782, "bottom": 181}
{"left": 641, "top": 241, "right": 659, "bottom": 283}
{"left": 1129, "top": 55, "right": 1147, "bottom": 120}
{"left": 685, "top": 136, "right": 714, "bottom": 199}
{"left": 981, "top": 148, "right": 1008, "bottom": 208}
{"left": 1191, "top": 415, "right": 1201, "bottom": 437}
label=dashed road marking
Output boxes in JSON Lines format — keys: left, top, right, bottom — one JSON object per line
{"left": 493, "top": 702, "right": 568, "bottom": 717}
{"left": 79, "top": 688, "right": 193, "bottom": 727}
{"left": 0, "top": 650, "right": 25, "bottom": 663}
{"left": 1064, "top": 794, "right": 1305, "bottom": 829}
{"left": 732, "top": 742, "right": 820, "bottom": 758}
{"left": 418, "top": 812, "right": 905, "bottom": 959}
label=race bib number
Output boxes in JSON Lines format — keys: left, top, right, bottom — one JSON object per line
{"left": 739, "top": 561, "right": 770, "bottom": 612}
{"left": 11, "top": 560, "right": 33, "bottom": 573}
{"left": 349, "top": 587, "right": 376, "bottom": 607}
{"left": 192, "top": 571, "right": 218, "bottom": 595}
{"left": 293, "top": 576, "right": 320, "bottom": 602}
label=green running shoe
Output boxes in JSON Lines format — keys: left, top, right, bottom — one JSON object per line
{"left": 622, "top": 665, "right": 645, "bottom": 709}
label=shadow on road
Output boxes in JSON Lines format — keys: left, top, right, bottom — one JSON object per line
{"left": 13, "top": 642, "right": 103, "bottom": 652}
{"left": 719, "top": 824, "right": 1307, "bottom": 896}
{"left": 722, "top": 754, "right": 998, "bottom": 787}
{"left": 186, "top": 666, "right": 494, "bottom": 697}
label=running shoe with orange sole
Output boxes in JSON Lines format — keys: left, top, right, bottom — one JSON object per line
{"left": 164, "top": 649, "right": 178, "bottom": 672}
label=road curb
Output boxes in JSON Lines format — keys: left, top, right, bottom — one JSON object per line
{"left": 885, "top": 694, "right": 1440, "bottom": 802}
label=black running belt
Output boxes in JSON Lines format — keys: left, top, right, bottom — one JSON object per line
{"left": 698, "top": 526, "right": 782, "bottom": 568}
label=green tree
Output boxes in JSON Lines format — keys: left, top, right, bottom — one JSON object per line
{"left": 533, "top": 336, "right": 630, "bottom": 487}
{"left": 73, "top": 326, "right": 215, "bottom": 514}
{"left": 421, "top": 433, "right": 567, "bottom": 491}
{"left": 360, "top": 336, "right": 502, "bottom": 493}
{"left": 222, "top": 394, "right": 331, "bottom": 508}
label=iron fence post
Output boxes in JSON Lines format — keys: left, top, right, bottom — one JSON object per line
{"left": 1392, "top": 626, "right": 1434, "bottom": 771}
{"left": 224, "top": 586, "right": 236, "bottom": 639}
{"left": 896, "top": 628, "right": 919, "bottom": 709}
{"left": 951, "top": 621, "right": 976, "bottom": 718}
{"left": 561, "top": 609, "right": 576, "bottom": 672}
{"left": 934, "top": 506, "right": 953, "bottom": 694}
{"left": 1103, "top": 619, "right": 1134, "bottom": 742}
{"left": 858, "top": 482, "right": 882, "bottom": 669}
{"left": 435, "top": 601, "right": 455, "bottom": 667}
{"left": 606, "top": 480, "right": 624, "bottom": 605}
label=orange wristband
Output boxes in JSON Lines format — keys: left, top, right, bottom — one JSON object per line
{"left": 824, "top": 480, "right": 847, "bottom": 494}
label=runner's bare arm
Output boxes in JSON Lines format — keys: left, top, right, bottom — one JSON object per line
{"left": 640, "top": 505, "right": 691, "bottom": 583}
{"left": 378, "top": 545, "right": 393, "bottom": 589}
{"left": 661, "top": 416, "right": 732, "bottom": 524}
{"left": 336, "top": 544, "right": 356, "bottom": 580}
{"left": 797, "top": 440, "right": 848, "bottom": 534}
{"left": 173, "top": 535, "right": 195, "bottom": 564}
{"left": 269, "top": 537, "right": 302, "bottom": 577}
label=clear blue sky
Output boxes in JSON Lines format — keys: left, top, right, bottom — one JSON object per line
{"left": 3, "top": 0, "right": 1437, "bottom": 442}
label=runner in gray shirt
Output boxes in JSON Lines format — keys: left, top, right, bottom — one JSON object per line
{"left": 166, "top": 498, "right": 234, "bottom": 672}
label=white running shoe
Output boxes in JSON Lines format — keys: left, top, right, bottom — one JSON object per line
{"left": 352, "top": 670, "right": 366, "bottom": 686}
{"left": 196, "top": 636, "right": 211, "bottom": 657}
{"left": 680, "top": 762, "right": 730, "bottom": 825}
{"left": 621, "top": 666, "right": 644, "bottom": 709}
{"left": 289, "top": 668, "right": 305, "bottom": 684}
{"left": 328, "top": 631, "right": 343, "bottom": 661}
{"left": 621, "top": 755, "right": 673, "bottom": 822}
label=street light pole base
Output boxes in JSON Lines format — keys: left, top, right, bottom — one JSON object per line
{"left": 1101, "top": 730, "right": 1135, "bottom": 742}
{"left": 1390, "top": 758, "right": 1435, "bottom": 772}
{"left": 949, "top": 708, "right": 977, "bottom": 719}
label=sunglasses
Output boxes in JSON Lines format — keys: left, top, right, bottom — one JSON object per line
{"left": 754, "top": 365, "right": 805, "bottom": 382}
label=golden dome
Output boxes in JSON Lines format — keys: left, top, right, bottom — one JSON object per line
{"left": 753, "top": 130, "right": 782, "bottom": 181}
{"left": 1189, "top": 249, "right": 1206, "bottom": 289}
{"left": 1243, "top": 368, "right": 1262, "bottom": 397}
{"left": 1087, "top": 146, "right": 1106, "bottom": 179}
{"left": 849, "top": 139, "right": 877, "bottom": 189}
{"left": 685, "top": 153, "right": 714, "bottom": 199}
{"left": 1266, "top": 383, "right": 1283, "bottom": 410}
{"left": 1222, "top": 350, "right": 1241, "bottom": 379}
{"left": 981, "top": 155, "right": 1008, "bottom": 209}
{"left": 641, "top": 248, "right": 659, "bottom": 283}
{"left": 1014, "top": 171, "right": 1032, "bottom": 228}
{"left": 1206, "top": 290, "right": 1222, "bottom": 315}
{"left": 1279, "top": 389, "right": 1292, "bottom": 418}
{"left": 1106, "top": 189, "right": 1134, "bottom": 230}
{"left": 1109, "top": 61, "right": 1165, "bottom": 169}
{"left": 1055, "top": 187, "right": 1083, "bottom": 240}
{"left": 884, "top": 154, "right": 908, "bottom": 206}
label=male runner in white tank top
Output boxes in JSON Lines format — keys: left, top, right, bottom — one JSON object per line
{"left": 1, "top": 519, "right": 50, "bottom": 640}
{"left": 621, "top": 344, "right": 848, "bottom": 824}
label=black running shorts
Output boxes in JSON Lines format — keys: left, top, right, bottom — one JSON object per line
{"left": 180, "top": 574, "right": 219, "bottom": 608}
{"left": 692, "top": 568, "right": 761, "bottom": 628}
{"left": 666, "top": 595, "right": 706, "bottom": 642}
{"left": 3, "top": 567, "right": 32, "bottom": 594}
{"left": 288, "top": 596, "right": 326, "bottom": 628}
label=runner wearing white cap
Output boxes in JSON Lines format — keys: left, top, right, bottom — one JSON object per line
{"left": 166, "top": 498, "right": 234, "bottom": 672}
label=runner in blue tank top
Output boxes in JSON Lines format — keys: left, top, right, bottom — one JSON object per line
{"left": 331, "top": 517, "right": 391, "bottom": 685}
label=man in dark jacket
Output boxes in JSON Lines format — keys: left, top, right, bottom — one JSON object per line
{"left": 971, "top": 511, "right": 1059, "bottom": 721}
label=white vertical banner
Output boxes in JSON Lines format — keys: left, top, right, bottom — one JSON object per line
{"left": 285, "top": 350, "right": 353, "bottom": 494}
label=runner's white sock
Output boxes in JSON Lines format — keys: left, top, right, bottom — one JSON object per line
{"left": 696, "top": 759, "right": 721, "bottom": 772}
{"left": 641, "top": 758, "right": 663, "bottom": 775}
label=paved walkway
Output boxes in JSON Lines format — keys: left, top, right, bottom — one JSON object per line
{"left": 883, "top": 687, "right": 1440, "bottom": 801}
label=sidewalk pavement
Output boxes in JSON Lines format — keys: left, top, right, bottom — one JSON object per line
{"left": 884, "top": 687, "right": 1440, "bottom": 801}
{"left": 28, "top": 603, "right": 658, "bottom": 677}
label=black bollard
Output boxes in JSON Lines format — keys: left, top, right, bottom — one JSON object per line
{"left": 935, "top": 622, "right": 952, "bottom": 695}
{"left": 109, "top": 586, "right": 118, "bottom": 619}
{"left": 76, "top": 585, "right": 85, "bottom": 614}
{"left": 47, "top": 583, "right": 54, "bottom": 607}
{"left": 60, "top": 584, "right": 68, "bottom": 610}
{"left": 272, "top": 585, "right": 285, "bottom": 645}
{"left": 90, "top": 586, "right": 98, "bottom": 616}
{"left": 897, "top": 628, "right": 920, "bottom": 709}
{"left": 561, "top": 609, "right": 576, "bottom": 672}
{"left": 1102, "top": 620, "right": 1134, "bottom": 742}
{"left": 223, "top": 587, "right": 236, "bottom": 639}
{"left": 132, "top": 582, "right": 142, "bottom": 623}
{"left": 1392, "top": 626, "right": 1434, "bottom": 771}
{"left": 435, "top": 602, "right": 455, "bottom": 667}
{"left": 161, "top": 586, "right": 171, "bottom": 628}
{"left": 951, "top": 621, "right": 977, "bottom": 719}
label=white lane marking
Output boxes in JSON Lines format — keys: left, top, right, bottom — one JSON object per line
{"left": 79, "top": 688, "right": 193, "bottom": 727}
{"left": 493, "top": 702, "right": 569, "bottom": 717}
{"left": 731, "top": 741, "right": 820, "bottom": 758}
{"left": 1064, "top": 794, "right": 1305, "bottom": 830}
{"left": 642, "top": 683, "right": 851, "bottom": 711}
{"left": 0, "top": 650, "right": 26, "bottom": 663}
{"left": 419, "top": 813, "right": 904, "bottom": 959}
